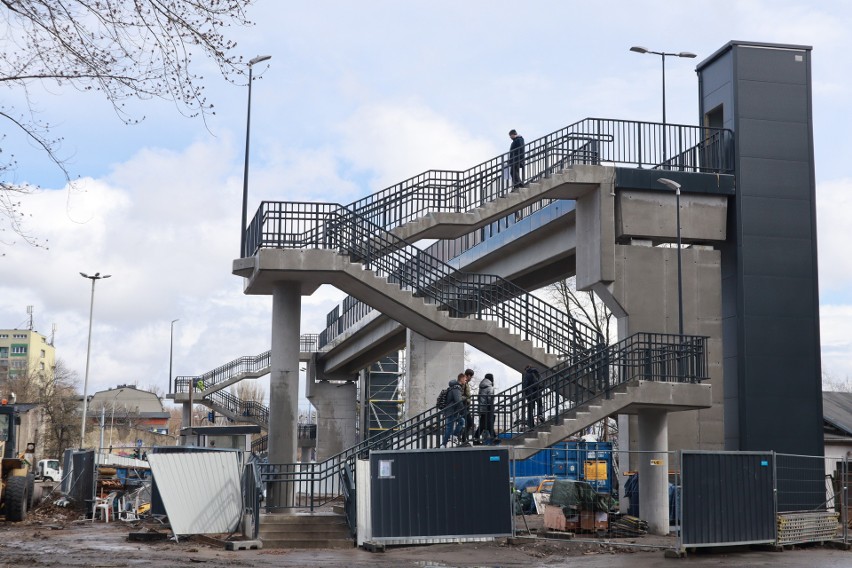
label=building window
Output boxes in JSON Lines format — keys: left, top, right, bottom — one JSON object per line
{"left": 40, "top": 362, "right": 45, "bottom": 370}
{"left": 10, "top": 360, "right": 27, "bottom": 369}
{"left": 0, "top": 334, "right": 8, "bottom": 339}
{"left": 11, "top": 346, "right": 27, "bottom": 355}
{"left": 41, "top": 350, "right": 46, "bottom": 358}
{"left": 12, "top": 334, "right": 26, "bottom": 339}
{"left": 0, "top": 347, "right": 7, "bottom": 358}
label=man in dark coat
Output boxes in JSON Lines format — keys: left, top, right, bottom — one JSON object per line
{"left": 522, "top": 364, "right": 543, "bottom": 429}
{"left": 473, "top": 373, "right": 499, "bottom": 445}
{"left": 460, "top": 368, "right": 475, "bottom": 443}
{"left": 441, "top": 373, "right": 467, "bottom": 447}
{"left": 508, "top": 129, "right": 525, "bottom": 189}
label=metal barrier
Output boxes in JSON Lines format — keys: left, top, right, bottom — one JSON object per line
{"left": 678, "top": 452, "right": 850, "bottom": 550}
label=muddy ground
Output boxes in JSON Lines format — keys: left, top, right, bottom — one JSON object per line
{"left": 1, "top": 499, "right": 850, "bottom": 568}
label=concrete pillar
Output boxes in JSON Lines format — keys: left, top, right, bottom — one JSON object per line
{"left": 405, "top": 330, "right": 464, "bottom": 418}
{"left": 306, "top": 380, "right": 357, "bottom": 461}
{"left": 299, "top": 446, "right": 311, "bottom": 463}
{"left": 268, "top": 282, "right": 301, "bottom": 509}
{"left": 638, "top": 409, "right": 670, "bottom": 536}
{"left": 180, "top": 402, "right": 191, "bottom": 445}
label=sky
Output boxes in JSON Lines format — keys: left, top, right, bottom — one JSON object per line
{"left": 2, "top": 0, "right": 851, "bottom": 411}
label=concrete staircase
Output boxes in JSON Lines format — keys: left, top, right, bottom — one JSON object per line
{"left": 238, "top": 248, "right": 563, "bottom": 371}
{"left": 505, "top": 380, "right": 712, "bottom": 460}
{"left": 387, "top": 164, "right": 605, "bottom": 242}
{"left": 259, "top": 512, "right": 353, "bottom": 549}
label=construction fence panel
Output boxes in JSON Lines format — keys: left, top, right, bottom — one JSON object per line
{"left": 775, "top": 453, "right": 847, "bottom": 546}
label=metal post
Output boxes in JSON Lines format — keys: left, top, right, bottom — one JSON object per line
{"left": 80, "top": 272, "right": 110, "bottom": 448}
{"left": 240, "top": 55, "right": 272, "bottom": 258}
{"left": 661, "top": 52, "right": 667, "bottom": 166}
{"left": 676, "top": 186, "right": 684, "bottom": 337}
{"left": 169, "top": 319, "right": 179, "bottom": 394}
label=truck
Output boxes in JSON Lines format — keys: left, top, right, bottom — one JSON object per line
{"left": 0, "top": 402, "right": 35, "bottom": 521}
{"left": 36, "top": 459, "right": 62, "bottom": 482}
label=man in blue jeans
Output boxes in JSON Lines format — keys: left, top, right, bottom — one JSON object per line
{"left": 441, "top": 373, "right": 468, "bottom": 447}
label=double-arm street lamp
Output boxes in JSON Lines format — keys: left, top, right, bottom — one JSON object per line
{"left": 630, "top": 46, "right": 696, "bottom": 164}
{"left": 240, "top": 54, "right": 272, "bottom": 258}
{"left": 79, "top": 271, "right": 111, "bottom": 448}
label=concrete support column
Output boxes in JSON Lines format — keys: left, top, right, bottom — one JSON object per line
{"left": 405, "top": 330, "right": 464, "bottom": 418}
{"left": 299, "top": 446, "right": 312, "bottom": 463}
{"left": 638, "top": 409, "right": 670, "bottom": 536}
{"left": 306, "top": 380, "right": 357, "bottom": 461}
{"left": 180, "top": 402, "right": 192, "bottom": 445}
{"left": 268, "top": 282, "right": 301, "bottom": 509}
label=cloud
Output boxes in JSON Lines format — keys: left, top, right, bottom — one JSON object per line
{"left": 337, "top": 101, "right": 498, "bottom": 190}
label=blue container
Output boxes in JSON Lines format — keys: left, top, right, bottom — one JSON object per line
{"left": 503, "top": 435, "right": 616, "bottom": 494}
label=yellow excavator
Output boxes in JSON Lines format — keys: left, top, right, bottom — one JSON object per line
{"left": 0, "top": 400, "right": 35, "bottom": 522}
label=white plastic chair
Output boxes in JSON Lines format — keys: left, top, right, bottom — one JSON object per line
{"left": 92, "top": 491, "right": 119, "bottom": 523}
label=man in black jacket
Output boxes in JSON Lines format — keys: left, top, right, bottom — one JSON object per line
{"left": 441, "top": 373, "right": 468, "bottom": 447}
{"left": 508, "top": 129, "right": 525, "bottom": 189}
{"left": 522, "top": 365, "right": 543, "bottom": 429}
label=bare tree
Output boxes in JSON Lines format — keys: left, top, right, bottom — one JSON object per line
{"left": 39, "top": 359, "right": 80, "bottom": 458}
{"left": 546, "top": 276, "right": 617, "bottom": 442}
{"left": 823, "top": 371, "right": 852, "bottom": 392}
{"left": 1, "top": 0, "right": 254, "bottom": 246}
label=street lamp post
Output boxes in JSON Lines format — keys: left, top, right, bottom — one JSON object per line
{"left": 240, "top": 54, "right": 272, "bottom": 258}
{"left": 169, "top": 319, "right": 179, "bottom": 394}
{"left": 629, "top": 46, "right": 696, "bottom": 163}
{"left": 657, "top": 178, "right": 684, "bottom": 337}
{"left": 79, "top": 271, "right": 111, "bottom": 448}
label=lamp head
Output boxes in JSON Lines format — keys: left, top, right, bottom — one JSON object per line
{"left": 678, "top": 52, "right": 697, "bottom": 58}
{"left": 658, "top": 177, "right": 682, "bottom": 194}
{"left": 249, "top": 54, "right": 272, "bottom": 66}
{"left": 630, "top": 46, "right": 649, "bottom": 54}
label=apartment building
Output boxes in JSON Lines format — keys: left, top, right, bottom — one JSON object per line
{"left": 0, "top": 329, "right": 56, "bottom": 389}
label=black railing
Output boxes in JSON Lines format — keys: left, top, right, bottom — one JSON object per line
{"left": 247, "top": 202, "right": 603, "bottom": 357}
{"left": 318, "top": 296, "right": 373, "bottom": 349}
{"left": 174, "top": 334, "right": 324, "bottom": 395}
{"left": 298, "top": 424, "right": 317, "bottom": 440}
{"left": 258, "top": 332, "right": 708, "bottom": 511}
{"left": 340, "top": 118, "right": 731, "bottom": 235}
{"left": 202, "top": 389, "right": 269, "bottom": 427}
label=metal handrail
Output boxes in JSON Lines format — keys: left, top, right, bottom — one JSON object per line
{"left": 174, "top": 334, "right": 323, "bottom": 395}
{"left": 308, "top": 121, "right": 732, "bottom": 351}
{"left": 203, "top": 389, "right": 270, "bottom": 426}
{"left": 342, "top": 118, "right": 731, "bottom": 234}
{"left": 247, "top": 202, "right": 604, "bottom": 357}
{"left": 259, "top": 332, "right": 708, "bottom": 511}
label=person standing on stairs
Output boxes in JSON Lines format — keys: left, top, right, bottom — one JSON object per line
{"left": 441, "top": 373, "right": 467, "bottom": 447}
{"left": 508, "top": 129, "right": 525, "bottom": 189}
{"left": 460, "top": 368, "right": 475, "bottom": 444}
{"left": 523, "top": 365, "right": 544, "bottom": 430}
{"left": 473, "top": 373, "right": 499, "bottom": 445}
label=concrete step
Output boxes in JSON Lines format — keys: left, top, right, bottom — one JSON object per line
{"left": 259, "top": 513, "right": 353, "bottom": 549}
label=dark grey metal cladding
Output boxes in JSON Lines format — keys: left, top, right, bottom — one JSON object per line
{"left": 681, "top": 452, "right": 775, "bottom": 546}
{"left": 697, "top": 41, "right": 823, "bottom": 455}
{"left": 369, "top": 447, "right": 512, "bottom": 539}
